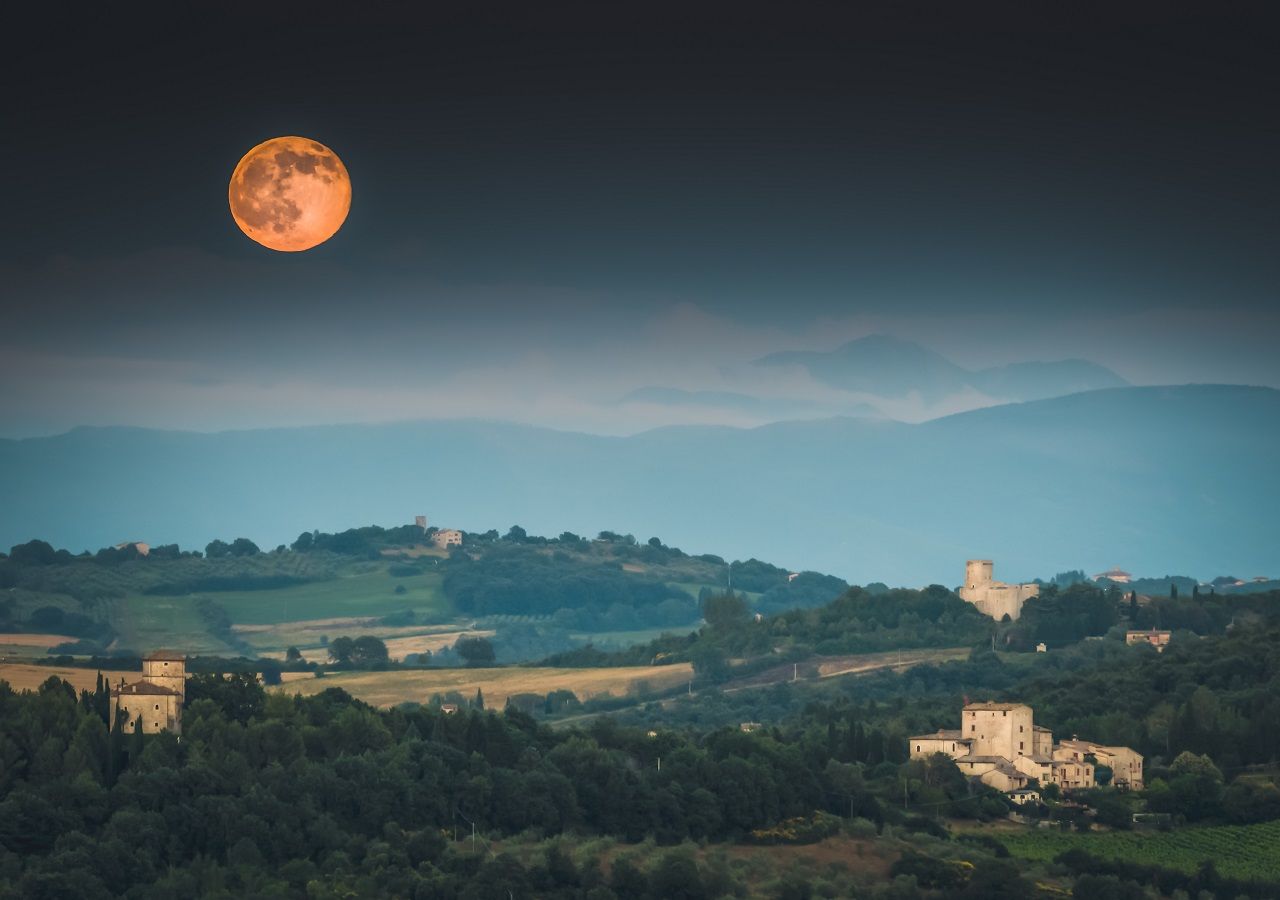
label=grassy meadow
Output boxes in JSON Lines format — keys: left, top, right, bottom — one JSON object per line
{"left": 208, "top": 569, "right": 449, "bottom": 626}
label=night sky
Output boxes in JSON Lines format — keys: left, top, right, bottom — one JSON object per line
{"left": 3, "top": 4, "right": 1278, "bottom": 436}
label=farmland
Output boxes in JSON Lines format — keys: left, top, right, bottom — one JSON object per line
{"left": 997, "top": 820, "right": 1280, "bottom": 881}
{"left": 271, "top": 662, "right": 695, "bottom": 709}
{"left": 208, "top": 568, "right": 449, "bottom": 625}
{"left": 0, "top": 662, "right": 135, "bottom": 693}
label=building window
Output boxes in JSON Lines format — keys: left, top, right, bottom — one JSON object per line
{"left": 1019, "top": 725, "right": 1024, "bottom": 733}
{"left": 155, "top": 704, "right": 160, "bottom": 710}
{"left": 916, "top": 745, "right": 921, "bottom": 753}
{"left": 1019, "top": 742, "right": 1024, "bottom": 750}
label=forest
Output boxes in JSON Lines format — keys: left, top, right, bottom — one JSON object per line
{"left": 3, "top": 613, "right": 1280, "bottom": 897}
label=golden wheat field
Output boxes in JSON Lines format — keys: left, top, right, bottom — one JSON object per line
{"left": 272, "top": 663, "right": 695, "bottom": 708}
{"left": 0, "top": 663, "right": 134, "bottom": 693}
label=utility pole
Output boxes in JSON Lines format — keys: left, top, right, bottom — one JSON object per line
{"left": 793, "top": 663, "right": 798, "bottom": 682}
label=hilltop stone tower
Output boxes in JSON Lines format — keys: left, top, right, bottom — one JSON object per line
{"left": 109, "top": 650, "right": 187, "bottom": 734}
{"left": 959, "top": 559, "right": 1038, "bottom": 621}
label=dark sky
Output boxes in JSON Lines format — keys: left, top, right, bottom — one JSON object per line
{"left": 3, "top": 3, "right": 1278, "bottom": 435}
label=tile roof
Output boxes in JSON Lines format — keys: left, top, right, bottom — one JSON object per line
{"left": 144, "top": 649, "right": 186, "bottom": 661}
{"left": 112, "top": 680, "right": 180, "bottom": 696}
{"left": 909, "top": 730, "right": 968, "bottom": 741}
{"left": 963, "top": 701, "right": 1029, "bottom": 711}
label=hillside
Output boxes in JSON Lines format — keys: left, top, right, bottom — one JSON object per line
{"left": 0, "top": 385, "right": 1276, "bottom": 585}
{"left": 0, "top": 529, "right": 847, "bottom": 660}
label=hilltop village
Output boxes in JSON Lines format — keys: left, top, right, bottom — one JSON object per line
{"left": 910, "top": 701, "right": 1143, "bottom": 801}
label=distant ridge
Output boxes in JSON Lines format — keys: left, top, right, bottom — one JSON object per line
{"left": 754, "top": 333, "right": 1128, "bottom": 402}
{"left": 1, "top": 385, "right": 1274, "bottom": 586}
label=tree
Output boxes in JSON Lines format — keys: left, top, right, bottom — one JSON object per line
{"left": 285, "top": 646, "right": 302, "bottom": 663}
{"left": 204, "top": 539, "right": 231, "bottom": 559}
{"left": 259, "top": 659, "right": 282, "bottom": 686}
{"left": 291, "top": 531, "right": 314, "bottom": 552}
{"left": 504, "top": 525, "right": 528, "bottom": 543}
{"left": 702, "top": 592, "right": 749, "bottom": 630}
{"left": 350, "top": 636, "right": 389, "bottom": 666}
{"left": 473, "top": 688, "right": 485, "bottom": 710}
{"left": 328, "top": 636, "right": 356, "bottom": 665}
{"left": 8, "top": 539, "right": 59, "bottom": 566}
{"left": 229, "top": 537, "right": 260, "bottom": 557}
{"left": 456, "top": 636, "right": 496, "bottom": 667}
{"left": 689, "top": 642, "right": 731, "bottom": 683}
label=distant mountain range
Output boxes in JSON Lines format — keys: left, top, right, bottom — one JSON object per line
{"left": 754, "top": 334, "right": 1128, "bottom": 403}
{"left": 619, "top": 386, "right": 883, "bottom": 420}
{"left": 1, "top": 385, "right": 1274, "bottom": 586}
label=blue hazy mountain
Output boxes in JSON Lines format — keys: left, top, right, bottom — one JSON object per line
{"left": 619, "top": 386, "right": 884, "bottom": 420}
{"left": 0, "top": 385, "right": 1273, "bottom": 586}
{"left": 754, "top": 334, "right": 1128, "bottom": 402}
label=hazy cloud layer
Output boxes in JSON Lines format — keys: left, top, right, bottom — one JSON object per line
{"left": 3, "top": 247, "right": 1278, "bottom": 437}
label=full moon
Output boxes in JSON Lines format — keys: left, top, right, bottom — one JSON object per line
{"left": 228, "top": 136, "right": 351, "bottom": 252}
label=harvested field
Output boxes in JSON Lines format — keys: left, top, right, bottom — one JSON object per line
{"left": 247, "top": 621, "right": 493, "bottom": 662}
{"left": 272, "top": 662, "right": 694, "bottom": 708}
{"left": 0, "top": 663, "right": 135, "bottom": 693}
{"left": 0, "top": 633, "right": 78, "bottom": 648}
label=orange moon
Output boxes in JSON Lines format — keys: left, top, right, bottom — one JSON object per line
{"left": 228, "top": 136, "right": 351, "bottom": 252}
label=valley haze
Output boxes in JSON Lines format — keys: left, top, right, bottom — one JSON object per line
{"left": 2, "top": 384, "right": 1274, "bottom": 587}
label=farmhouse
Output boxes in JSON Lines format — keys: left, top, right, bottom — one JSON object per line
{"left": 909, "top": 701, "right": 1143, "bottom": 795}
{"left": 109, "top": 650, "right": 187, "bottom": 734}
{"left": 432, "top": 529, "right": 463, "bottom": 549}
{"left": 1125, "top": 629, "right": 1172, "bottom": 652}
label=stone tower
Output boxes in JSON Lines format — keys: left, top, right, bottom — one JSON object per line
{"left": 959, "top": 560, "right": 1038, "bottom": 621}
{"left": 965, "top": 560, "right": 994, "bottom": 592}
{"left": 141, "top": 650, "right": 187, "bottom": 702}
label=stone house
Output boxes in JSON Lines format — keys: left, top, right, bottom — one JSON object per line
{"left": 110, "top": 650, "right": 187, "bottom": 734}
{"left": 909, "top": 701, "right": 1141, "bottom": 796}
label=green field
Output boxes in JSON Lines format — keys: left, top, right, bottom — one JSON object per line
{"left": 206, "top": 569, "right": 449, "bottom": 625}
{"left": 998, "top": 821, "right": 1280, "bottom": 881}
{"left": 107, "top": 569, "right": 450, "bottom": 653}
{"left": 111, "top": 594, "right": 237, "bottom": 654}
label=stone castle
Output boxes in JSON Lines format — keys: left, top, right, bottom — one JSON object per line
{"left": 109, "top": 650, "right": 187, "bottom": 734}
{"left": 958, "top": 559, "right": 1039, "bottom": 621}
{"left": 910, "top": 701, "right": 1143, "bottom": 795}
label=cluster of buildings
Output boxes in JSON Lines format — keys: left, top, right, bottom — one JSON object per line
{"left": 909, "top": 701, "right": 1143, "bottom": 799}
{"left": 109, "top": 650, "right": 187, "bottom": 734}
{"left": 415, "top": 515, "right": 463, "bottom": 549}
